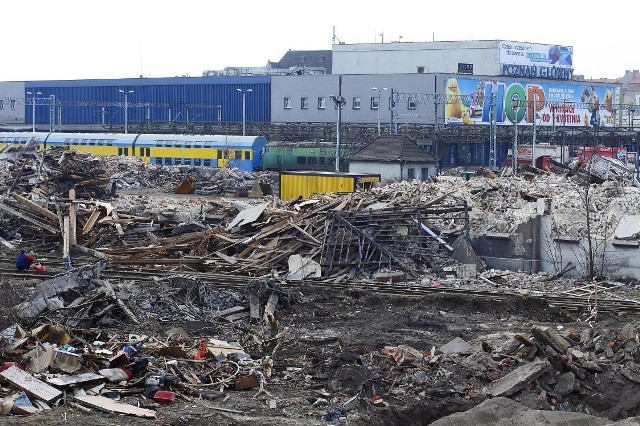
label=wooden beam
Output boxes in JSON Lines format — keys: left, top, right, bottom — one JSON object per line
{"left": 0, "top": 366, "right": 62, "bottom": 402}
{"left": 82, "top": 207, "right": 102, "bottom": 235}
{"left": 125, "top": 230, "right": 215, "bottom": 260}
{"left": 63, "top": 216, "right": 70, "bottom": 259}
{"left": 12, "top": 194, "right": 58, "bottom": 222}
{"left": 263, "top": 294, "right": 278, "bottom": 325}
{"left": 0, "top": 202, "right": 58, "bottom": 233}
{"left": 0, "top": 236, "right": 15, "bottom": 249}
{"left": 69, "top": 190, "right": 77, "bottom": 246}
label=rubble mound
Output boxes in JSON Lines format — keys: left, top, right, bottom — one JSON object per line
{"left": 3, "top": 148, "right": 640, "bottom": 424}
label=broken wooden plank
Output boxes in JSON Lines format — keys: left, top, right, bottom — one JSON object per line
{"left": 213, "top": 305, "right": 248, "bottom": 318}
{"left": 125, "top": 230, "right": 216, "bottom": 261}
{"left": 74, "top": 395, "right": 156, "bottom": 418}
{"left": 11, "top": 193, "right": 58, "bottom": 222}
{"left": 82, "top": 207, "right": 102, "bottom": 235}
{"left": 214, "top": 251, "right": 238, "bottom": 264}
{"left": 69, "top": 189, "right": 77, "bottom": 246}
{"left": 263, "top": 294, "right": 279, "bottom": 324}
{"left": 0, "top": 202, "right": 59, "bottom": 233}
{"left": 47, "top": 373, "right": 104, "bottom": 387}
{"left": 414, "top": 220, "right": 454, "bottom": 252}
{"left": 293, "top": 224, "right": 321, "bottom": 245}
{"left": 0, "top": 365, "right": 63, "bottom": 402}
{"left": 249, "top": 293, "right": 260, "bottom": 321}
{"left": 63, "top": 216, "right": 70, "bottom": 259}
{"left": 0, "top": 236, "right": 15, "bottom": 249}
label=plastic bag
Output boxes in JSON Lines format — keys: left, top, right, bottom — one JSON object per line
{"left": 30, "top": 262, "right": 46, "bottom": 272}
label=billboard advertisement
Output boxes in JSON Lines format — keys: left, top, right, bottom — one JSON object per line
{"left": 500, "top": 41, "right": 573, "bottom": 67}
{"left": 444, "top": 77, "right": 617, "bottom": 128}
{"left": 500, "top": 41, "right": 573, "bottom": 80}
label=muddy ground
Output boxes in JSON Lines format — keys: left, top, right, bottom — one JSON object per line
{"left": 3, "top": 273, "right": 638, "bottom": 426}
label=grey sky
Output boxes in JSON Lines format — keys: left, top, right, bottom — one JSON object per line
{"left": 3, "top": 0, "right": 635, "bottom": 81}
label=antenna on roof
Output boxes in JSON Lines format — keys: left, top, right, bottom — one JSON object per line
{"left": 332, "top": 26, "right": 343, "bottom": 45}
{"left": 139, "top": 44, "right": 144, "bottom": 78}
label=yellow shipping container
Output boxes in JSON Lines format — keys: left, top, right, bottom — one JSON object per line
{"left": 279, "top": 171, "right": 381, "bottom": 200}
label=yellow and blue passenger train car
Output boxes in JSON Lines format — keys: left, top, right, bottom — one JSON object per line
{"left": 0, "top": 132, "right": 48, "bottom": 151}
{"left": 0, "top": 132, "right": 268, "bottom": 172}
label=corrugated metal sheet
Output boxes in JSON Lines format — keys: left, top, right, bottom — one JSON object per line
{"left": 24, "top": 76, "right": 271, "bottom": 126}
{"left": 279, "top": 171, "right": 381, "bottom": 200}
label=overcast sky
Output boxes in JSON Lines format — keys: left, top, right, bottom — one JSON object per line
{"left": 3, "top": 1, "right": 636, "bottom": 82}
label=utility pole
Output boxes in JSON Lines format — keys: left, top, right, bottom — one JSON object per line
{"left": 26, "top": 91, "right": 42, "bottom": 132}
{"left": 336, "top": 75, "right": 343, "bottom": 172}
{"left": 512, "top": 96, "right": 521, "bottom": 174}
{"left": 49, "top": 95, "right": 56, "bottom": 133}
{"left": 532, "top": 93, "right": 537, "bottom": 167}
{"left": 330, "top": 76, "right": 346, "bottom": 172}
{"left": 489, "top": 92, "right": 496, "bottom": 170}
{"left": 390, "top": 88, "right": 396, "bottom": 134}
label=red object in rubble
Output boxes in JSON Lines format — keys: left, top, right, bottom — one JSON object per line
{"left": 1, "top": 362, "right": 24, "bottom": 372}
{"left": 153, "top": 390, "right": 176, "bottom": 404}
{"left": 31, "top": 262, "right": 46, "bottom": 272}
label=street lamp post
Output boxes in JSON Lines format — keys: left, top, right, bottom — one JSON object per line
{"left": 236, "top": 88, "right": 253, "bottom": 136}
{"left": 511, "top": 96, "right": 521, "bottom": 174}
{"left": 26, "top": 91, "right": 42, "bottom": 132}
{"left": 532, "top": 93, "right": 538, "bottom": 167}
{"left": 632, "top": 107, "right": 639, "bottom": 178}
{"left": 119, "top": 89, "right": 134, "bottom": 134}
{"left": 561, "top": 99, "right": 569, "bottom": 164}
{"left": 371, "top": 87, "right": 387, "bottom": 136}
{"left": 489, "top": 92, "right": 497, "bottom": 170}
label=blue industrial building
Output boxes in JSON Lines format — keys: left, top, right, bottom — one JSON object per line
{"left": 25, "top": 76, "right": 271, "bottom": 126}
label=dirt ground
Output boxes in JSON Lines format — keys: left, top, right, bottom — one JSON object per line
{"left": 4, "top": 274, "right": 635, "bottom": 426}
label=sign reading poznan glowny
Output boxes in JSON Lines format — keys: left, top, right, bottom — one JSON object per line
{"left": 500, "top": 41, "right": 574, "bottom": 80}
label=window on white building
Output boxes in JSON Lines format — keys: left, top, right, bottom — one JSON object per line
{"left": 352, "top": 97, "right": 361, "bottom": 109}
{"left": 421, "top": 168, "right": 429, "bottom": 181}
{"left": 301, "top": 97, "right": 309, "bottom": 109}
{"left": 318, "top": 97, "right": 326, "bottom": 109}
{"left": 284, "top": 97, "right": 292, "bottom": 109}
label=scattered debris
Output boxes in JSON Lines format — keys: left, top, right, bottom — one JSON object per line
{"left": 3, "top": 146, "right": 640, "bottom": 425}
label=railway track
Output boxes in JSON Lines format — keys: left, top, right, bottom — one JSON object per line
{"left": 2, "top": 260, "right": 639, "bottom": 315}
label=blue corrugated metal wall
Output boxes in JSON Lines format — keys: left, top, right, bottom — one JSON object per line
{"left": 24, "top": 76, "right": 271, "bottom": 126}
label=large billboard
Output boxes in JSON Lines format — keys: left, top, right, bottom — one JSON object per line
{"left": 500, "top": 41, "right": 573, "bottom": 80}
{"left": 444, "top": 77, "right": 617, "bottom": 128}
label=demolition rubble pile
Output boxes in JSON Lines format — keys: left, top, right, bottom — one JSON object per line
{"left": 377, "top": 169, "right": 640, "bottom": 239}
{"left": 0, "top": 265, "right": 291, "bottom": 418}
{"left": 3, "top": 146, "right": 640, "bottom": 282}
{"left": 2, "top": 265, "right": 640, "bottom": 424}
{"left": 101, "top": 154, "right": 278, "bottom": 195}
{"left": 4, "top": 149, "right": 640, "bottom": 423}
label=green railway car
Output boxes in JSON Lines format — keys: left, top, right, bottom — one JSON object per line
{"left": 262, "top": 141, "right": 355, "bottom": 172}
